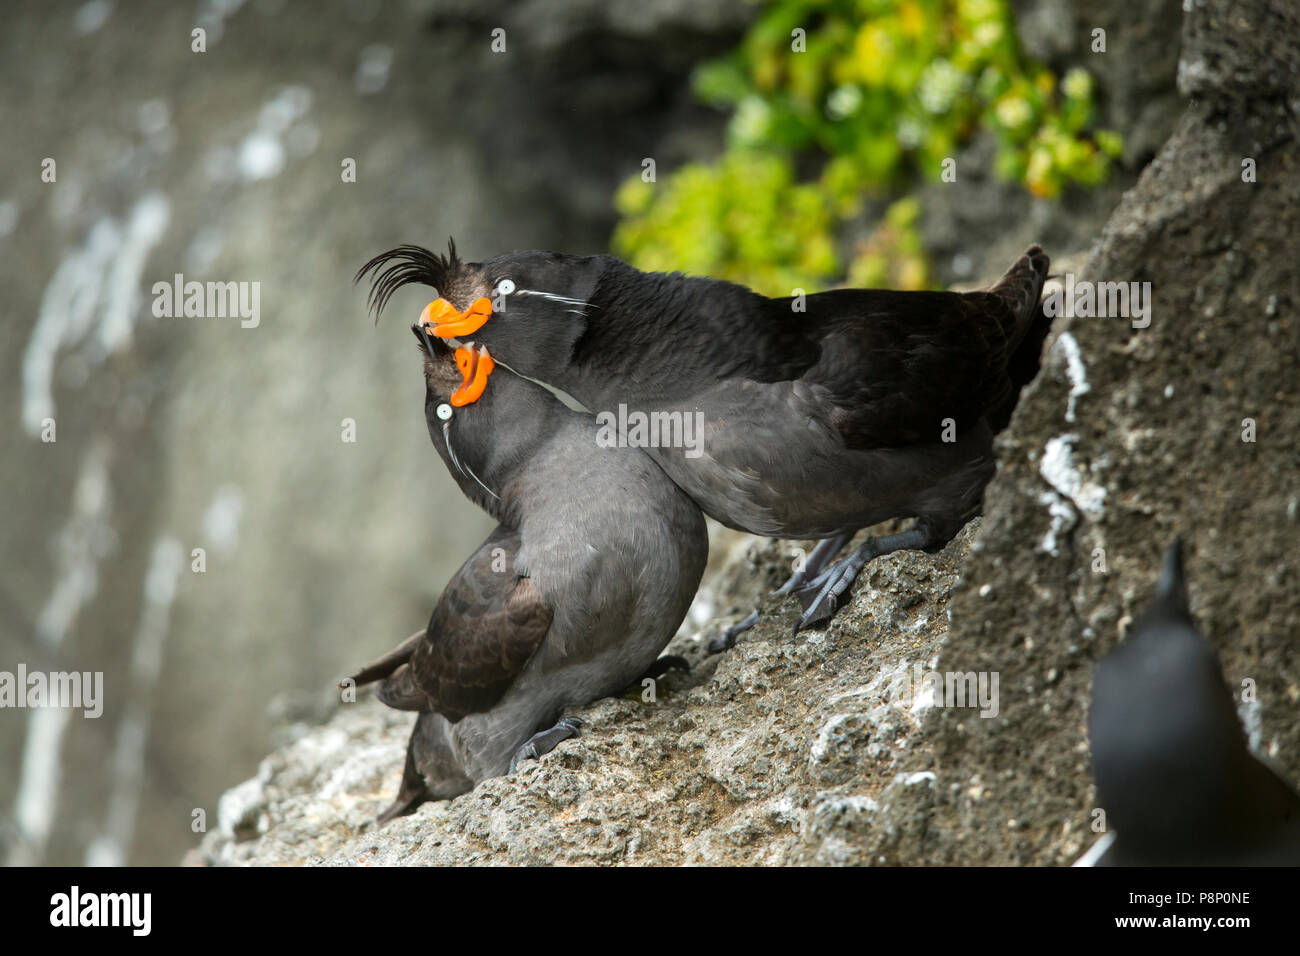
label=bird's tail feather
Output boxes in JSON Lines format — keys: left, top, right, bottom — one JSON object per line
{"left": 986, "top": 245, "right": 1054, "bottom": 434}
{"left": 346, "top": 627, "right": 425, "bottom": 688}
{"left": 990, "top": 244, "right": 1050, "bottom": 351}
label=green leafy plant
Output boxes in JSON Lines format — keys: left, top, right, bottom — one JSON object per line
{"left": 613, "top": 0, "right": 1122, "bottom": 295}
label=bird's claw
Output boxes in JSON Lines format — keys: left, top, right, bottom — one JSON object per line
{"left": 793, "top": 556, "right": 864, "bottom": 634}
{"left": 708, "top": 609, "right": 760, "bottom": 653}
{"left": 639, "top": 655, "right": 690, "bottom": 682}
{"left": 774, "top": 532, "right": 855, "bottom": 598}
{"left": 508, "top": 716, "right": 585, "bottom": 774}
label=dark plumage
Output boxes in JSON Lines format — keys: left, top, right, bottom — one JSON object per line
{"left": 345, "top": 323, "right": 707, "bottom": 822}
{"left": 359, "top": 241, "right": 1052, "bottom": 634}
{"left": 1086, "top": 541, "right": 1300, "bottom": 865}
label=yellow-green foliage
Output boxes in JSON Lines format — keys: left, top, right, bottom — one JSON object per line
{"left": 612, "top": 0, "right": 1122, "bottom": 295}
{"left": 614, "top": 152, "right": 839, "bottom": 295}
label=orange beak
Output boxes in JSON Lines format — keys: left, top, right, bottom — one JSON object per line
{"left": 419, "top": 297, "right": 493, "bottom": 339}
{"left": 450, "top": 345, "right": 495, "bottom": 407}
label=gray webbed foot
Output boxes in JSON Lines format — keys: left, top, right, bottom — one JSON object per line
{"left": 792, "top": 523, "right": 938, "bottom": 634}
{"left": 793, "top": 549, "right": 871, "bottom": 634}
{"left": 508, "top": 716, "right": 585, "bottom": 774}
{"left": 774, "top": 531, "right": 855, "bottom": 595}
{"left": 707, "top": 609, "right": 760, "bottom": 653}
{"left": 640, "top": 655, "right": 690, "bottom": 681}
{"left": 715, "top": 532, "right": 860, "bottom": 649}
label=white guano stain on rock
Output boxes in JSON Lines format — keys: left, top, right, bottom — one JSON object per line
{"left": 1040, "top": 434, "right": 1107, "bottom": 520}
{"left": 1036, "top": 433, "right": 1107, "bottom": 555}
{"left": 1052, "top": 331, "right": 1091, "bottom": 424}
{"left": 1037, "top": 490, "right": 1078, "bottom": 557}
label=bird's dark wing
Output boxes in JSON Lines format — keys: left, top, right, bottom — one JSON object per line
{"left": 798, "top": 290, "right": 1012, "bottom": 448}
{"left": 801, "top": 247, "right": 1048, "bottom": 450}
{"left": 374, "top": 527, "right": 553, "bottom": 722}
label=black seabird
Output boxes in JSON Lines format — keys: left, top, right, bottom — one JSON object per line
{"left": 345, "top": 304, "right": 707, "bottom": 822}
{"left": 358, "top": 241, "right": 1051, "bottom": 637}
{"left": 1086, "top": 541, "right": 1300, "bottom": 865}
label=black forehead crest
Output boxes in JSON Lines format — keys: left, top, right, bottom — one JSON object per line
{"left": 355, "top": 239, "right": 462, "bottom": 320}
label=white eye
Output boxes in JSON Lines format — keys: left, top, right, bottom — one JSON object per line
{"left": 494, "top": 278, "right": 516, "bottom": 296}
{"left": 435, "top": 403, "right": 453, "bottom": 421}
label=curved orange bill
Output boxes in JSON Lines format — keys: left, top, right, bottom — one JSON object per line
{"left": 417, "top": 298, "right": 461, "bottom": 332}
{"left": 426, "top": 297, "right": 493, "bottom": 339}
{"left": 450, "top": 345, "right": 495, "bottom": 407}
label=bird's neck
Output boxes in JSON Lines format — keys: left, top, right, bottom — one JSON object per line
{"left": 435, "top": 376, "right": 568, "bottom": 524}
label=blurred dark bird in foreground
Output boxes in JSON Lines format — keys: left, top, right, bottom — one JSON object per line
{"left": 344, "top": 313, "right": 707, "bottom": 822}
{"left": 1086, "top": 541, "right": 1300, "bottom": 865}
{"left": 359, "top": 241, "right": 1051, "bottom": 639}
